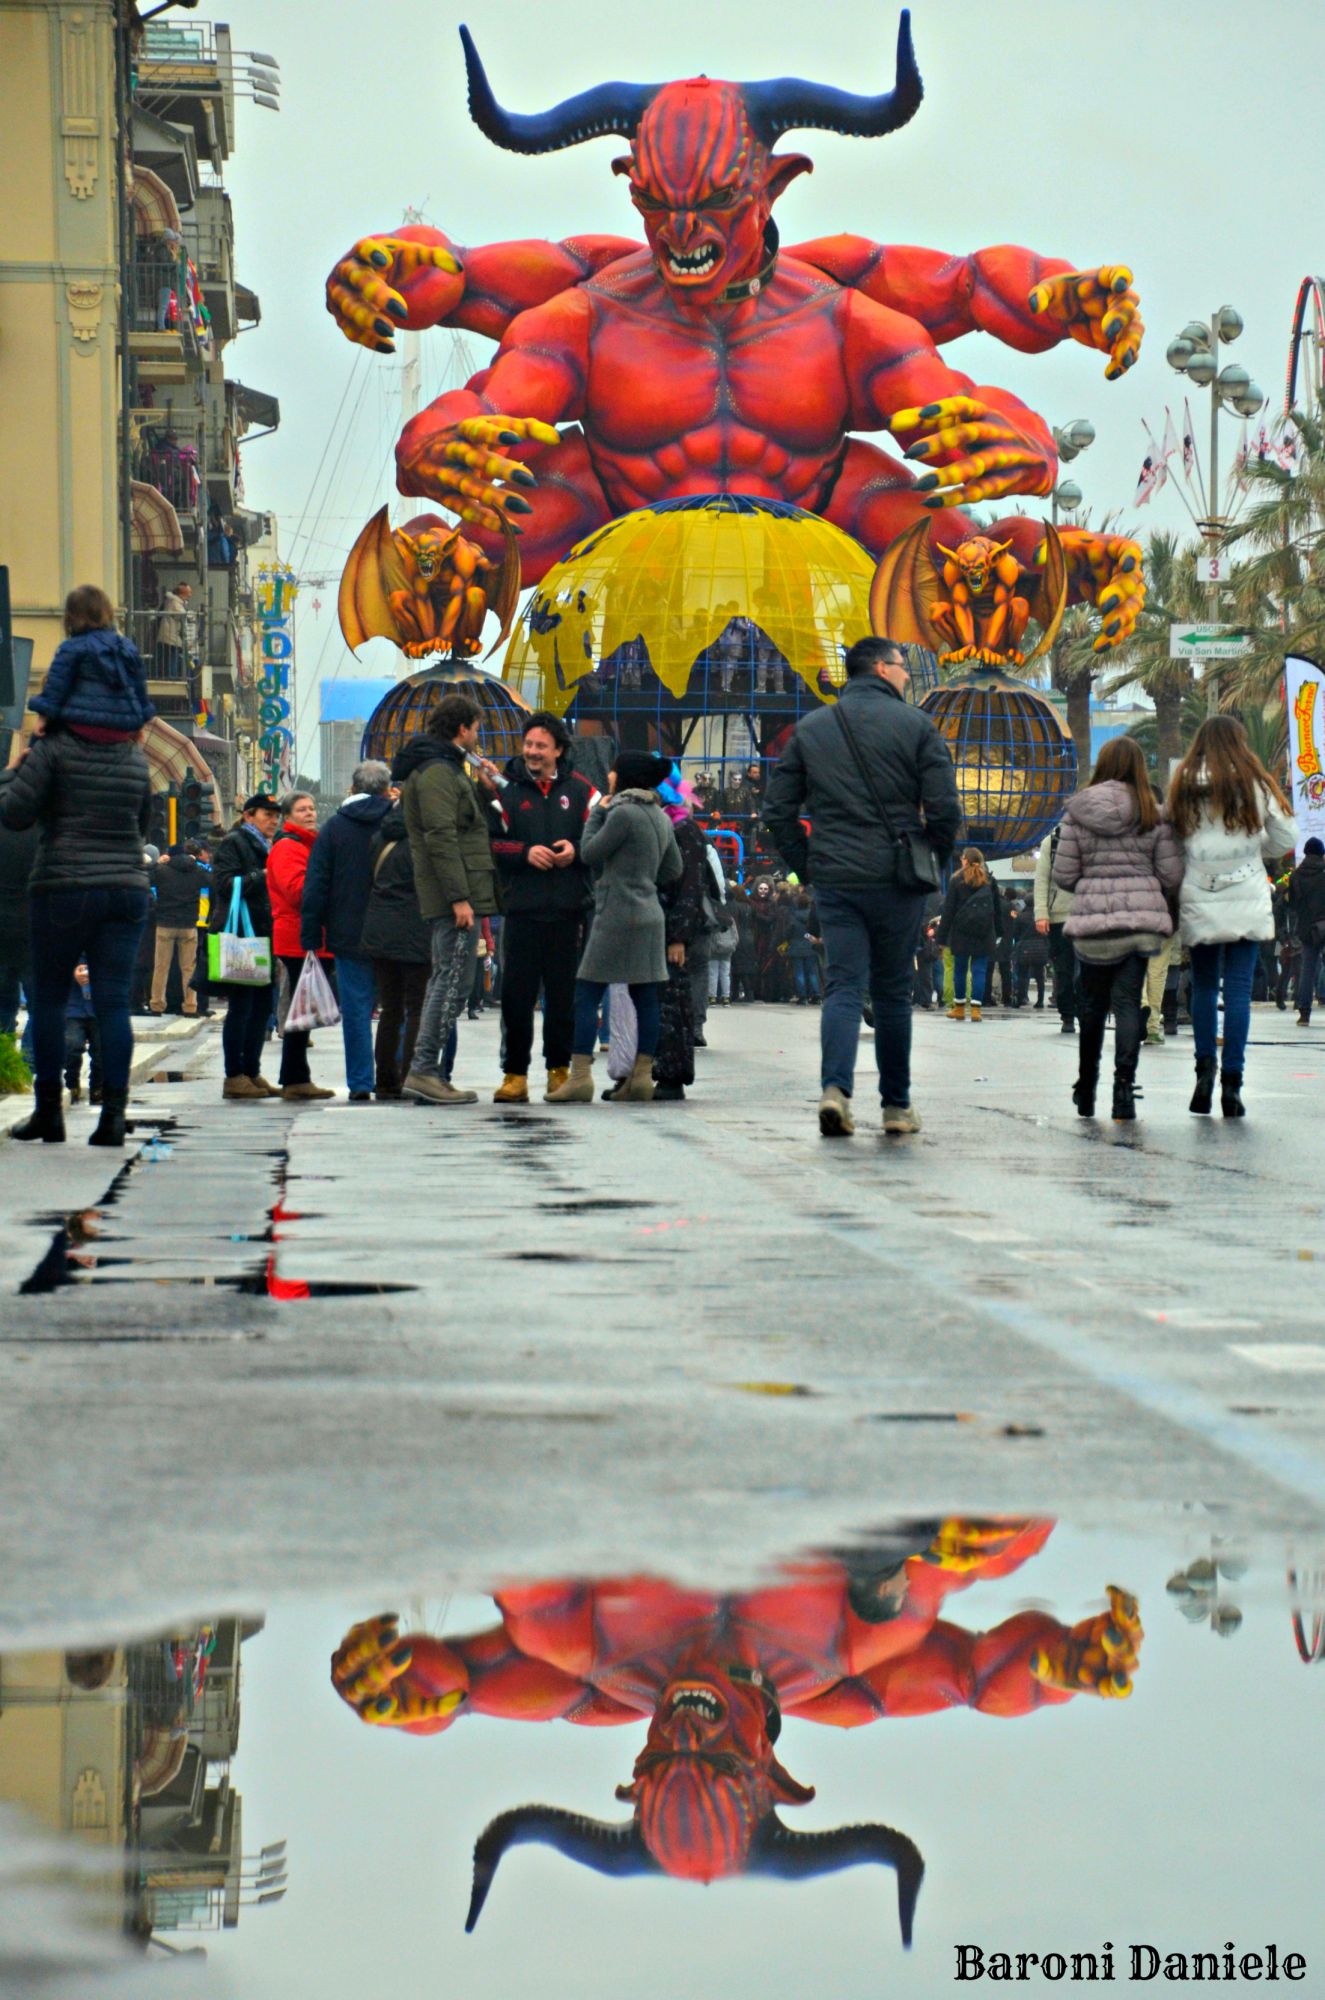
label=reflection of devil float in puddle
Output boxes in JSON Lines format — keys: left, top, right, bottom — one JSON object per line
{"left": 333, "top": 1519, "right": 1142, "bottom": 1939}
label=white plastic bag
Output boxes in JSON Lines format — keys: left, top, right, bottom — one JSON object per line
{"left": 285, "top": 952, "right": 341, "bottom": 1032}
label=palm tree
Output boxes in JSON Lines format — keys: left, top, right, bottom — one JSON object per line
{"left": 1222, "top": 409, "right": 1325, "bottom": 712}
{"left": 1049, "top": 604, "right": 1102, "bottom": 772}
{"left": 1097, "top": 530, "right": 1201, "bottom": 771}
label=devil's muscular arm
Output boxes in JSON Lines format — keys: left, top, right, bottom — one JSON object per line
{"left": 842, "top": 294, "right": 1055, "bottom": 506}
{"left": 795, "top": 237, "right": 1074, "bottom": 352}
{"left": 351, "top": 222, "right": 638, "bottom": 343}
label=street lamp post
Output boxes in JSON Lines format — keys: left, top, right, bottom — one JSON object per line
{"left": 1166, "top": 307, "right": 1264, "bottom": 714}
{"left": 1048, "top": 421, "right": 1093, "bottom": 703}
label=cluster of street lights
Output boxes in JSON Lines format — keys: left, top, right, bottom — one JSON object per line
{"left": 1166, "top": 303, "right": 1264, "bottom": 710}
{"left": 1050, "top": 417, "right": 1096, "bottom": 522}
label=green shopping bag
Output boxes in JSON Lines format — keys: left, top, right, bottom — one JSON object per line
{"left": 207, "top": 879, "right": 273, "bottom": 986}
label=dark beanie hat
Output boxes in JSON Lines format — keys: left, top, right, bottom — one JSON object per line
{"left": 1306, "top": 837, "right": 1325, "bottom": 856}
{"left": 612, "top": 750, "right": 672, "bottom": 792}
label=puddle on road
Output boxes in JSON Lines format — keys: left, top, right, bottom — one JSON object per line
{"left": 0, "top": 1516, "right": 1320, "bottom": 1998}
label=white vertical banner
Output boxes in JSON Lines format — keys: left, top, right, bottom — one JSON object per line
{"left": 1285, "top": 654, "right": 1325, "bottom": 856}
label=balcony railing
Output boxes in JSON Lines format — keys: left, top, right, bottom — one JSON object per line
{"left": 131, "top": 407, "right": 205, "bottom": 518}
{"left": 124, "top": 607, "right": 198, "bottom": 681}
{"left": 128, "top": 249, "right": 191, "bottom": 338}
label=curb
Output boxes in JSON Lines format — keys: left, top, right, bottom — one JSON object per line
{"left": 0, "top": 1016, "right": 217, "bottom": 1140}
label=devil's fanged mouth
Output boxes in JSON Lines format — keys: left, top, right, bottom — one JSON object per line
{"left": 666, "top": 246, "right": 719, "bottom": 278}
{"left": 669, "top": 1688, "right": 722, "bottom": 1721}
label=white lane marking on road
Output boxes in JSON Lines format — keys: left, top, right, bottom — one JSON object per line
{"left": 951, "top": 1227, "right": 1032, "bottom": 1243}
{"left": 1145, "top": 1311, "right": 1264, "bottom": 1332}
{"left": 1229, "top": 1344, "right": 1325, "bottom": 1373}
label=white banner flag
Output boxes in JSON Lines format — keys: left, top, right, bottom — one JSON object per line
{"left": 1285, "top": 654, "right": 1325, "bottom": 856}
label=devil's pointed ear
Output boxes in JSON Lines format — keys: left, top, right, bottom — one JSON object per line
{"left": 613, "top": 1780, "right": 638, "bottom": 1802}
{"left": 612, "top": 155, "right": 633, "bottom": 179}
{"left": 768, "top": 1756, "right": 816, "bottom": 1807}
{"left": 764, "top": 153, "right": 813, "bottom": 204}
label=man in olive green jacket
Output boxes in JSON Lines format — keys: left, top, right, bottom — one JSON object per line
{"left": 400, "top": 694, "right": 501, "bottom": 1104}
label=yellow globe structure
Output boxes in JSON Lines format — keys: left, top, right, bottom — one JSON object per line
{"left": 501, "top": 498, "right": 877, "bottom": 777}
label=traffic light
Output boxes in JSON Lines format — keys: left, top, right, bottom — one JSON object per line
{"left": 180, "top": 775, "right": 205, "bottom": 840}
{"left": 148, "top": 792, "right": 171, "bottom": 852}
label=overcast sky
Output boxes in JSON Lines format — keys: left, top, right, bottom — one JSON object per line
{"left": 211, "top": 0, "right": 1324, "bottom": 760}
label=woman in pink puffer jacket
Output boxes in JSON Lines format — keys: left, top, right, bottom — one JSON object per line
{"left": 1053, "top": 737, "right": 1184, "bottom": 1123}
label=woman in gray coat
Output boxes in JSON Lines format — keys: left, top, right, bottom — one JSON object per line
{"left": 548, "top": 751, "right": 681, "bottom": 1103}
{"left": 1053, "top": 736, "right": 1183, "bottom": 1124}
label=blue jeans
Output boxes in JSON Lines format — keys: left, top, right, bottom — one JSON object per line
{"left": 951, "top": 953, "right": 988, "bottom": 1004}
{"left": 334, "top": 954, "right": 378, "bottom": 1095}
{"left": 1190, "top": 938, "right": 1258, "bottom": 1074}
{"left": 222, "top": 981, "right": 271, "bottom": 1079}
{"left": 29, "top": 888, "right": 149, "bottom": 1092}
{"left": 573, "top": 979, "right": 662, "bottom": 1058}
{"left": 793, "top": 957, "right": 821, "bottom": 1001}
{"left": 816, "top": 883, "right": 926, "bottom": 1105}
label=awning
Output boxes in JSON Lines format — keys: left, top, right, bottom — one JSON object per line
{"left": 141, "top": 719, "right": 225, "bottom": 823}
{"left": 130, "top": 479, "right": 184, "bottom": 556}
{"left": 232, "top": 382, "right": 279, "bottom": 431}
{"left": 130, "top": 104, "right": 198, "bottom": 211}
{"left": 130, "top": 163, "right": 182, "bottom": 236}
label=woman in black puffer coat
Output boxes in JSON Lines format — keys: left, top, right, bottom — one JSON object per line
{"left": 360, "top": 797, "right": 433, "bottom": 1097}
{"left": 937, "top": 848, "right": 1004, "bottom": 1022}
{"left": 0, "top": 719, "right": 152, "bottom": 1147}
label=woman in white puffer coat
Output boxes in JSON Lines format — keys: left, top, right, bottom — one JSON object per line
{"left": 1167, "top": 717, "right": 1298, "bottom": 1119}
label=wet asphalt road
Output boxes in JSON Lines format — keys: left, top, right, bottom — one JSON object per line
{"left": 0, "top": 998, "right": 1322, "bottom": 1643}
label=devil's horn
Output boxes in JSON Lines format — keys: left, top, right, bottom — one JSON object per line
{"left": 749, "top": 1816, "right": 925, "bottom": 1946}
{"left": 465, "top": 1806, "right": 655, "bottom": 1932}
{"left": 742, "top": 10, "right": 922, "bottom": 142}
{"left": 460, "top": 27, "right": 655, "bottom": 155}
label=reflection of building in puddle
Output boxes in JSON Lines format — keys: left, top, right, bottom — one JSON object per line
{"left": 0, "top": 1617, "right": 285, "bottom": 1952}
{"left": 332, "top": 1518, "right": 1143, "bottom": 1944}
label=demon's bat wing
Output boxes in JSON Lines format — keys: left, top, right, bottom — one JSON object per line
{"left": 484, "top": 519, "right": 524, "bottom": 660}
{"left": 339, "top": 506, "right": 412, "bottom": 653}
{"left": 1025, "top": 523, "right": 1069, "bottom": 662}
{"left": 869, "top": 517, "right": 945, "bottom": 652}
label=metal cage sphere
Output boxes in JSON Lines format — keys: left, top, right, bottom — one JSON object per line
{"left": 920, "top": 670, "right": 1077, "bottom": 860}
{"left": 499, "top": 496, "right": 937, "bottom": 801}
{"left": 359, "top": 664, "right": 531, "bottom": 769}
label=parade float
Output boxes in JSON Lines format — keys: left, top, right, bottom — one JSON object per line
{"left": 331, "top": 9, "right": 1147, "bottom": 831}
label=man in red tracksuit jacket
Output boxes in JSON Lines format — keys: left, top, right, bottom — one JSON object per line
{"left": 487, "top": 710, "right": 598, "bottom": 1104}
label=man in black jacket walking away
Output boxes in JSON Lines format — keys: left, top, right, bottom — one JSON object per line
{"left": 150, "top": 844, "right": 204, "bottom": 1015}
{"left": 488, "top": 712, "right": 598, "bottom": 1103}
{"left": 763, "top": 636, "right": 960, "bottom": 1138}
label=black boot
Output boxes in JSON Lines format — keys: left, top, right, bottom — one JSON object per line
{"left": 1073, "top": 1017, "right": 1105, "bottom": 1116}
{"left": 1220, "top": 1070, "right": 1245, "bottom": 1119}
{"left": 13, "top": 1082, "right": 66, "bottom": 1143}
{"left": 88, "top": 1087, "right": 129, "bottom": 1147}
{"left": 1111, "top": 1076, "right": 1138, "bottom": 1122}
{"left": 1189, "top": 1056, "right": 1217, "bottom": 1115}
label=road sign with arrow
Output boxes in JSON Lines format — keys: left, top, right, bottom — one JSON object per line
{"left": 1169, "top": 625, "right": 1253, "bottom": 661}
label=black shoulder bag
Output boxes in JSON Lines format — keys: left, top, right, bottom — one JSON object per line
{"left": 832, "top": 703, "right": 942, "bottom": 894}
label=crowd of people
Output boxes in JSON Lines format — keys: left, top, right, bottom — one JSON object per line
{"left": 0, "top": 592, "right": 1318, "bottom": 1145}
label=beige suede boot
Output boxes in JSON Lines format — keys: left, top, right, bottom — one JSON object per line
{"left": 615, "top": 1054, "right": 656, "bottom": 1102}
{"left": 546, "top": 1053, "right": 594, "bottom": 1103}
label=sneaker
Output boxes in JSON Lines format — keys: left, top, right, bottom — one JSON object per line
{"left": 818, "top": 1085, "right": 855, "bottom": 1137}
{"left": 1145, "top": 1030, "right": 1165, "bottom": 1047}
{"left": 282, "top": 1081, "right": 335, "bottom": 1100}
{"left": 404, "top": 1071, "right": 478, "bottom": 1105}
{"left": 882, "top": 1103, "right": 921, "bottom": 1133}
